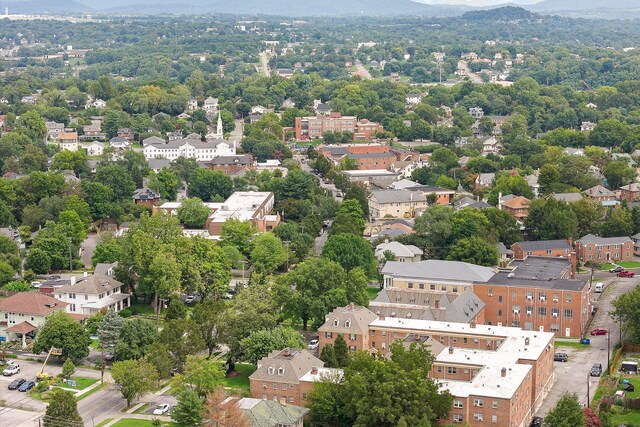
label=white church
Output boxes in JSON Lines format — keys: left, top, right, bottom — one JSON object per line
{"left": 143, "top": 113, "right": 236, "bottom": 162}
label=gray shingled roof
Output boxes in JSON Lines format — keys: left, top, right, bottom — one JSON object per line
{"left": 250, "top": 349, "right": 322, "bottom": 384}
{"left": 320, "top": 305, "right": 379, "bottom": 335}
{"left": 56, "top": 274, "right": 123, "bottom": 295}
{"left": 370, "top": 190, "right": 428, "bottom": 204}
{"left": 147, "top": 159, "right": 171, "bottom": 170}
{"left": 346, "top": 152, "right": 395, "bottom": 159}
{"left": 382, "top": 260, "right": 495, "bottom": 283}
{"left": 578, "top": 234, "right": 632, "bottom": 246}
{"left": 239, "top": 398, "right": 308, "bottom": 427}
{"left": 209, "top": 155, "right": 252, "bottom": 165}
{"left": 584, "top": 185, "right": 615, "bottom": 198}
{"left": 551, "top": 193, "right": 583, "bottom": 203}
{"left": 512, "top": 239, "right": 572, "bottom": 252}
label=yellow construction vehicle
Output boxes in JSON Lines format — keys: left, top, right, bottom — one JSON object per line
{"left": 36, "top": 346, "right": 61, "bottom": 381}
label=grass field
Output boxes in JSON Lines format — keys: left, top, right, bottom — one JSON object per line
{"left": 128, "top": 303, "right": 155, "bottom": 316}
{"left": 61, "top": 377, "right": 99, "bottom": 390}
{"left": 133, "top": 403, "right": 151, "bottom": 414}
{"left": 618, "top": 377, "right": 640, "bottom": 398}
{"left": 618, "top": 261, "right": 640, "bottom": 269}
{"left": 555, "top": 340, "right": 590, "bottom": 349}
{"left": 111, "top": 419, "right": 174, "bottom": 427}
{"left": 611, "top": 409, "right": 640, "bottom": 425}
{"left": 95, "top": 418, "right": 114, "bottom": 427}
{"left": 76, "top": 382, "right": 107, "bottom": 401}
{"left": 366, "top": 287, "right": 380, "bottom": 300}
{"left": 219, "top": 363, "right": 255, "bottom": 391}
{"left": 601, "top": 263, "right": 616, "bottom": 271}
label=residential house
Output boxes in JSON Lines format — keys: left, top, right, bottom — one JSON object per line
{"left": 45, "top": 121, "right": 65, "bottom": 140}
{"left": 551, "top": 193, "right": 583, "bottom": 203}
{"left": 281, "top": 98, "right": 295, "bottom": 109}
{"left": 109, "top": 137, "right": 130, "bottom": 150}
{"left": 83, "top": 141, "right": 105, "bottom": 157}
{"left": 132, "top": 187, "right": 161, "bottom": 206}
{"left": 368, "top": 190, "right": 429, "bottom": 219}
{"left": 501, "top": 196, "right": 530, "bottom": 221}
{"left": 584, "top": 185, "right": 616, "bottom": 203}
{"left": 187, "top": 98, "right": 198, "bottom": 111}
{"left": 82, "top": 123, "right": 104, "bottom": 140}
{"left": 0, "top": 293, "right": 68, "bottom": 348}
{"left": 58, "top": 131, "right": 79, "bottom": 152}
{"left": 117, "top": 128, "right": 134, "bottom": 142}
{"left": 251, "top": 105, "right": 268, "bottom": 115}
{"left": 148, "top": 159, "right": 171, "bottom": 174}
{"left": 575, "top": 234, "right": 634, "bottom": 263}
{"left": 620, "top": 183, "right": 640, "bottom": 202}
{"left": 454, "top": 196, "right": 491, "bottom": 210}
{"left": 481, "top": 136, "right": 501, "bottom": 155}
{"left": 632, "top": 233, "right": 640, "bottom": 257}
{"left": 406, "top": 93, "right": 422, "bottom": 105}
{"left": 469, "top": 107, "right": 484, "bottom": 120}
{"left": 203, "top": 97, "right": 219, "bottom": 112}
{"left": 475, "top": 172, "right": 495, "bottom": 190}
{"left": 55, "top": 273, "right": 130, "bottom": 315}
{"left": 318, "top": 303, "right": 379, "bottom": 353}
{"left": 276, "top": 69, "right": 294, "bottom": 78}
{"left": 249, "top": 348, "right": 339, "bottom": 406}
{"left": 581, "top": 121, "right": 596, "bottom": 132}
{"left": 564, "top": 147, "right": 585, "bottom": 156}
{"left": 314, "top": 103, "right": 331, "bottom": 116}
{"left": 525, "top": 173, "right": 541, "bottom": 198}
{"left": 405, "top": 185, "right": 455, "bottom": 206}
{"left": 94, "top": 262, "right": 118, "bottom": 276}
{"left": 374, "top": 241, "right": 422, "bottom": 262}
{"left": 381, "top": 260, "right": 495, "bottom": 293}
{"left": 474, "top": 256, "right": 590, "bottom": 338}
{"left": 207, "top": 155, "right": 253, "bottom": 175}
{"left": 142, "top": 136, "right": 166, "bottom": 146}
{"left": 85, "top": 98, "right": 106, "bottom": 109}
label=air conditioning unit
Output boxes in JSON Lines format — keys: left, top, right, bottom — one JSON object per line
{"left": 526, "top": 296, "right": 533, "bottom": 300}
{"left": 552, "top": 298, "right": 559, "bottom": 302}
{"left": 526, "top": 310, "right": 532, "bottom": 315}
{"left": 552, "top": 312, "right": 559, "bottom": 317}
{"left": 540, "top": 296, "right": 546, "bottom": 301}
{"left": 513, "top": 310, "right": 520, "bottom": 315}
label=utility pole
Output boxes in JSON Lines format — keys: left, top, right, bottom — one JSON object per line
{"left": 100, "top": 330, "right": 105, "bottom": 384}
{"left": 586, "top": 373, "right": 590, "bottom": 408}
{"left": 607, "top": 331, "right": 611, "bottom": 374}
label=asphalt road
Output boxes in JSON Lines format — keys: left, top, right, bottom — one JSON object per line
{"left": 80, "top": 232, "right": 99, "bottom": 269}
{"left": 535, "top": 275, "right": 632, "bottom": 417}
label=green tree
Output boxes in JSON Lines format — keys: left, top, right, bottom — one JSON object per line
{"left": 61, "top": 358, "right": 76, "bottom": 378}
{"left": 0, "top": 262, "right": 14, "bottom": 285}
{"left": 611, "top": 285, "right": 640, "bottom": 342}
{"left": 192, "top": 299, "right": 227, "bottom": 358}
{"left": 343, "top": 185, "right": 370, "bottom": 217}
{"left": 572, "top": 198, "right": 605, "bottom": 237}
{"left": 95, "top": 164, "right": 136, "bottom": 202}
{"left": 601, "top": 207, "right": 633, "bottom": 237}
{"left": 542, "top": 393, "right": 585, "bottom": 427}
{"left": 525, "top": 198, "right": 578, "bottom": 240}
{"left": 147, "top": 168, "right": 180, "bottom": 201}
{"left": 307, "top": 373, "right": 349, "bottom": 427}
{"left": 166, "top": 298, "right": 188, "bottom": 320}
{"left": 97, "top": 310, "right": 125, "bottom": 351}
{"left": 333, "top": 334, "right": 349, "bottom": 368}
{"left": 51, "top": 150, "right": 89, "bottom": 177}
{"left": 250, "top": 232, "right": 287, "bottom": 274}
{"left": 172, "top": 389, "right": 204, "bottom": 427}
{"left": 319, "top": 343, "right": 338, "bottom": 368}
{"left": 3, "top": 281, "right": 32, "bottom": 292}
{"left": 111, "top": 359, "right": 159, "bottom": 406}
{"left": 181, "top": 355, "right": 225, "bottom": 397}
{"left": 91, "top": 237, "right": 122, "bottom": 267}
{"left": 240, "top": 326, "right": 306, "bottom": 364}
{"left": 33, "top": 312, "right": 91, "bottom": 361}
{"left": 447, "top": 237, "right": 499, "bottom": 266}
{"left": 58, "top": 210, "right": 87, "bottom": 246}
{"left": 145, "top": 342, "right": 174, "bottom": 379}
{"left": 114, "top": 318, "right": 158, "bottom": 360}
{"left": 322, "top": 234, "right": 377, "bottom": 279}
{"left": 603, "top": 160, "right": 636, "bottom": 190}
{"left": 329, "top": 199, "right": 366, "bottom": 236}
{"left": 160, "top": 318, "right": 205, "bottom": 368}
{"left": 188, "top": 169, "right": 233, "bottom": 202}
{"left": 220, "top": 219, "right": 256, "bottom": 255}
{"left": 43, "top": 389, "right": 83, "bottom": 427}
{"left": 177, "top": 197, "right": 211, "bottom": 228}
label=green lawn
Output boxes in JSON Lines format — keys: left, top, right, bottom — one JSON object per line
{"left": 111, "top": 419, "right": 174, "bottom": 427}
{"left": 60, "top": 377, "right": 99, "bottom": 390}
{"left": 611, "top": 410, "right": 640, "bottom": 425}
{"left": 366, "top": 287, "right": 380, "bottom": 300}
{"left": 601, "top": 263, "right": 615, "bottom": 271}
{"left": 219, "top": 363, "right": 255, "bottom": 391}
{"left": 133, "top": 403, "right": 151, "bottom": 414}
{"left": 555, "top": 340, "right": 589, "bottom": 348}
{"left": 618, "top": 261, "right": 640, "bottom": 269}
{"left": 128, "top": 303, "right": 155, "bottom": 316}
{"left": 618, "top": 377, "right": 640, "bottom": 398}
{"left": 76, "top": 382, "right": 106, "bottom": 401}
{"left": 95, "top": 419, "right": 114, "bottom": 427}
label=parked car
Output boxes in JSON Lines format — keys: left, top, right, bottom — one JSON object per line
{"left": 610, "top": 266, "right": 624, "bottom": 273}
{"left": 153, "top": 403, "right": 171, "bottom": 415}
{"left": 554, "top": 353, "right": 568, "bottom": 362}
{"left": 624, "top": 382, "right": 635, "bottom": 392}
{"left": 308, "top": 339, "right": 319, "bottom": 350}
{"left": 3, "top": 364, "right": 20, "bottom": 376}
{"left": 18, "top": 381, "right": 35, "bottom": 392}
{"left": 8, "top": 378, "right": 26, "bottom": 390}
{"left": 184, "top": 295, "right": 196, "bottom": 304}
{"left": 530, "top": 416, "right": 543, "bottom": 427}
{"left": 590, "top": 329, "right": 609, "bottom": 336}
{"left": 591, "top": 363, "right": 603, "bottom": 377}
{"left": 618, "top": 271, "right": 635, "bottom": 278}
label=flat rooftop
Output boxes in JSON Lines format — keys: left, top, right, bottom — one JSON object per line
{"left": 208, "top": 192, "right": 272, "bottom": 223}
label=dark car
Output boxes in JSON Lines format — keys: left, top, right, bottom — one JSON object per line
{"left": 610, "top": 266, "right": 624, "bottom": 273}
{"left": 530, "top": 416, "right": 543, "bottom": 427}
{"left": 591, "top": 363, "right": 603, "bottom": 377}
{"left": 624, "top": 382, "right": 635, "bottom": 392}
{"left": 8, "top": 378, "right": 26, "bottom": 390}
{"left": 554, "top": 353, "right": 568, "bottom": 362}
{"left": 618, "top": 271, "right": 635, "bottom": 278}
{"left": 18, "top": 381, "right": 35, "bottom": 392}
{"left": 590, "top": 328, "right": 609, "bottom": 336}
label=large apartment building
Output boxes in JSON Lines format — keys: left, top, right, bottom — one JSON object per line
{"left": 294, "top": 113, "right": 383, "bottom": 141}
{"left": 473, "top": 257, "right": 590, "bottom": 338}
{"left": 510, "top": 239, "right": 576, "bottom": 278}
{"left": 316, "top": 306, "right": 555, "bottom": 427}
{"left": 575, "top": 234, "right": 634, "bottom": 263}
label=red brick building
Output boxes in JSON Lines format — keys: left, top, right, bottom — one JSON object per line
{"left": 584, "top": 185, "right": 616, "bottom": 203}
{"left": 294, "top": 113, "right": 383, "bottom": 141}
{"left": 510, "top": 239, "right": 576, "bottom": 278}
{"left": 501, "top": 196, "right": 530, "bottom": 221}
{"left": 318, "top": 303, "right": 379, "bottom": 353}
{"left": 207, "top": 155, "right": 253, "bottom": 175}
{"left": 620, "top": 183, "right": 640, "bottom": 202}
{"left": 575, "top": 234, "right": 634, "bottom": 263}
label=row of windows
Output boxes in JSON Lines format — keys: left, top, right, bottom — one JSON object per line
{"left": 453, "top": 413, "right": 498, "bottom": 423}
{"left": 408, "top": 282, "right": 459, "bottom": 292}
{"left": 498, "top": 307, "right": 572, "bottom": 317}
{"left": 323, "top": 332, "right": 358, "bottom": 341}
{"left": 488, "top": 289, "right": 574, "bottom": 303}
{"left": 262, "top": 394, "right": 295, "bottom": 404}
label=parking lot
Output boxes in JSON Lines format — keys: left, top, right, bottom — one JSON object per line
{"left": 0, "top": 359, "right": 58, "bottom": 415}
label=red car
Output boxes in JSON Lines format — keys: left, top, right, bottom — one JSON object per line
{"left": 590, "top": 329, "right": 609, "bottom": 336}
{"left": 618, "top": 271, "right": 635, "bottom": 277}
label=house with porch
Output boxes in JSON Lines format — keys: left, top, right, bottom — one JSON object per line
{"left": 0, "top": 293, "right": 68, "bottom": 348}
{"left": 55, "top": 273, "right": 130, "bottom": 315}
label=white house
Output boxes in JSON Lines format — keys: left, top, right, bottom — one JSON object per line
{"left": 375, "top": 241, "right": 423, "bottom": 263}
{"left": 55, "top": 273, "right": 130, "bottom": 315}
{"left": 85, "top": 98, "right": 107, "bottom": 109}
{"left": 83, "top": 141, "right": 105, "bottom": 156}
{"left": 406, "top": 93, "right": 422, "bottom": 105}
{"left": 203, "top": 97, "right": 219, "bottom": 112}
{"left": 187, "top": 97, "right": 199, "bottom": 111}
{"left": 0, "top": 293, "right": 68, "bottom": 348}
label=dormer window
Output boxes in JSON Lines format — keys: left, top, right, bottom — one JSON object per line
{"left": 344, "top": 320, "right": 351, "bottom": 328}
{"left": 333, "top": 319, "right": 339, "bottom": 327}
{"left": 277, "top": 367, "right": 285, "bottom": 376}
{"left": 267, "top": 366, "right": 274, "bottom": 375}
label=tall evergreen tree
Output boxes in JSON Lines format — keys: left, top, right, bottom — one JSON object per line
{"left": 333, "top": 334, "right": 349, "bottom": 368}
{"left": 319, "top": 343, "right": 337, "bottom": 368}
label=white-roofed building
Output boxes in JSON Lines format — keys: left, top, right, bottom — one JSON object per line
{"left": 143, "top": 134, "right": 235, "bottom": 162}
{"left": 375, "top": 241, "right": 422, "bottom": 263}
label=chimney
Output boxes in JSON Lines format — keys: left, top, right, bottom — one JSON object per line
{"left": 349, "top": 302, "right": 355, "bottom": 310}
{"left": 70, "top": 276, "right": 76, "bottom": 286}
{"left": 449, "top": 347, "right": 454, "bottom": 354}
{"left": 567, "top": 237, "right": 573, "bottom": 246}
{"left": 283, "top": 348, "right": 291, "bottom": 357}
{"left": 470, "top": 321, "right": 476, "bottom": 329}
{"left": 311, "top": 367, "right": 318, "bottom": 375}
{"left": 83, "top": 271, "right": 88, "bottom": 278}
{"left": 434, "top": 299, "right": 439, "bottom": 309}
{"left": 379, "top": 314, "right": 386, "bottom": 321}
{"left": 501, "top": 367, "right": 507, "bottom": 377}
{"left": 525, "top": 337, "right": 530, "bottom": 346}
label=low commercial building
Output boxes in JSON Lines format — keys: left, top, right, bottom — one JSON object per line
{"left": 575, "top": 234, "right": 634, "bottom": 263}
{"left": 381, "top": 260, "right": 495, "bottom": 293}
{"left": 474, "top": 257, "right": 590, "bottom": 338}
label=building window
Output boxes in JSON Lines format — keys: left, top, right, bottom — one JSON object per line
{"left": 498, "top": 309, "right": 502, "bottom": 317}
{"left": 473, "top": 413, "right": 484, "bottom": 421}
{"left": 498, "top": 296, "right": 503, "bottom": 303}
{"left": 344, "top": 320, "right": 351, "bottom": 328}
{"left": 453, "top": 414, "right": 463, "bottom": 423}
{"left": 524, "top": 321, "right": 533, "bottom": 330}
{"left": 349, "top": 345, "right": 357, "bottom": 351}
{"left": 564, "top": 309, "right": 573, "bottom": 318}
{"left": 430, "top": 284, "right": 436, "bottom": 290}
{"left": 268, "top": 367, "right": 274, "bottom": 375}
{"left": 278, "top": 367, "right": 284, "bottom": 376}
{"left": 463, "top": 338, "right": 468, "bottom": 344}
{"left": 538, "top": 307, "right": 546, "bottom": 316}
{"left": 539, "top": 292, "right": 547, "bottom": 301}
{"left": 324, "top": 332, "right": 333, "bottom": 339}
{"left": 282, "top": 383, "right": 287, "bottom": 390}
{"left": 453, "top": 286, "right": 458, "bottom": 293}
{"left": 454, "top": 400, "right": 463, "bottom": 408}
{"left": 333, "top": 319, "right": 339, "bottom": 326}
{"left": 488, "top": 288, "right": 493, "bottom": 296}
{"left": 448, "top": 367, "right": 457, "bottom": 374}
{"left": 273, "top": 383, "right": 278, "bottom": 389}
{"left": 566, "top": 294, "right": 572, "bottom": 303}
{"left": 492, "top": 401, "right": 498, "bottom": 409}
{"left": 419, "top": 283, "right": 424, "bottom": 289}
{"left": 512, "top": 290, "right": 517, "bottom": 300}
{"left": 552, "top": 308, "right": 560, "bottom": 317}
{"left": 408, "top": 283, "right": 413, "bottom": 289}
{"left": 492, "top": 415, "right": 498, "bottom": 423}
{"left": 551, "top": 324, "right": 560, "bottom": 333}
{"left": 452, "top": 337, "right": 457, "bottom": 343}
{"left": 511, "top": 320, "right": 520, "bottom": 327}
{"left": 349, "top": 334, "right": 356, "bottom": 341}
{"left": 474, "top": 399, "right": 484, "bottom": 407}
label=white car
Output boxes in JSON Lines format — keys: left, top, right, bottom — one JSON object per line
{"left": 153, "top": 403, "right": 171, "bottom": 415}
{"left": 307, "top": 339, "right": 319, "bottom": 350}
{"left": 3, "top": 364, "right": 20, "bottom": 376}
{"left": 184, "top": 295, "right": 196, "bottom": 304}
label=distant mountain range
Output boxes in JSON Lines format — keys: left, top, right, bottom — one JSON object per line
{"left": 1, "top": 0, "right": 639, "bottom": 17}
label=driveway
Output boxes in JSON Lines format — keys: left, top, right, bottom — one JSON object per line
{"left": 535, "top": 277, "right": 632, "bottom": 416}
{"left": 80, "top": 232, "right": 99, "bottom": 269}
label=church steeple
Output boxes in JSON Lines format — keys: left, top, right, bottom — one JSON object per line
{"left": 216, "top": 111, "right": 223, "bottom": 137}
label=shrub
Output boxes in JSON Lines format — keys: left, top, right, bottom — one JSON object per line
{"left": 119, "top": 309, "right": 132, "bottom": 318}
